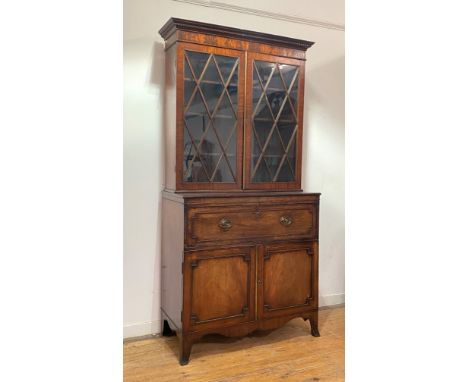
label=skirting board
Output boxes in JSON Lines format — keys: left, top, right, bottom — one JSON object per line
{"left": 124, "top": 320, "right": 162, "bottom": 339}
{"left": 319, "top": 293, "right": 345, "bottom": 307}
{"left": 123, "top": 293, "right": 345, "bottom": 339}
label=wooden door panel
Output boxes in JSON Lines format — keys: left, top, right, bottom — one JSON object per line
{"left": 192, "top": 256, "right": 248, "bottom": 321}
{"left": 264, "top": 248, "right": 311, "bottom": 308}
{"left": 183, "top": 246, "right": 255, "bottom": 331}
{"left": 259, "top": 241, "right": 317, "bottom": 319}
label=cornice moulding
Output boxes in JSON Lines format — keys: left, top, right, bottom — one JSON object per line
{"left": 159, "top": 17, "right": 315, "bottom": 51}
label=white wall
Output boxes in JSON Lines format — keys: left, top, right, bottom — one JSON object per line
{"left": 123, "top": 0, "right": 344, "bottom": 338}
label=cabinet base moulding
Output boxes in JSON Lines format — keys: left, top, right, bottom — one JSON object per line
{"left": 162, "top": 309, "right": 320, "bottom": 365}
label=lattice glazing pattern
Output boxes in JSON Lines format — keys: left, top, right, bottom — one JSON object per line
{"left": 183, "top": 50, "right": 239, "bottom": 183}
{"left": 251, "top": 61, "right": 299, "bottom": 183}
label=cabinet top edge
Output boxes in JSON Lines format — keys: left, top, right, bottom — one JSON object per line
{"left": 158, "top": 17, "right": 315, "bottom": 51}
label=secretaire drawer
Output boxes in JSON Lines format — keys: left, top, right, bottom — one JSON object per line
{"left": 186, "top": 203, "right": 318, "bottom": 246}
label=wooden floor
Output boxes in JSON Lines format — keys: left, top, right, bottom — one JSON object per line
{"left": 124, "top": 306, "right": 344, "bottom": 382}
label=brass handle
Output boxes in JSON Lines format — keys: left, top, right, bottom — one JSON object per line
{"left": 218, "top": 218, "right": 232, "bottom": 231}
{"left": 280, "top": 215, "right": 293, "bottom": 227}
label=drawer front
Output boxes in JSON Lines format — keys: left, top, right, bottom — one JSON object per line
{"left": 186, "top": 203, "right": 317, "bottom": 246}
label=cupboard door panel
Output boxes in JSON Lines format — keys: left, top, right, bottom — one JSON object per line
{"left": 177, "top": 43, "right": 244, "bottom": 191}
{"left": 244, "top": 52, "right": 305, "bottom": 190}
{"left": 183, "top": 246, "right": 255, "bottom": 331}
{"left": 259, "top": 241, "right": 317, "bottom": 319}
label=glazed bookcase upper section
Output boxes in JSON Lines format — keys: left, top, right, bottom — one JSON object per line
{"left": 159, "top": 18, "right": 314, "bottom": 192}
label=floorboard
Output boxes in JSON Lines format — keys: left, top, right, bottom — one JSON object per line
{"left": 124, "top": 306, "right": 344, "bottom": 382}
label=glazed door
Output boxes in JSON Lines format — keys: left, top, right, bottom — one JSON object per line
{"left": 258, "top": 241, "right": 317, "bottom": 319}
{"left": 244, "top": 52, "right": 304, "bottom": 190}
{"left": 177, "top": 43, "right": 245, "bottom": 190}
{"left": 183, "top": 246, "right": 256, "bottom": 331}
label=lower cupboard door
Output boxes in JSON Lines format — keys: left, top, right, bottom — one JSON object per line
{"left": 259, "top": 241, "right": 318, "bottom": 319}
{"left": 183, "top": 246, "right": 256, "bottom": 331}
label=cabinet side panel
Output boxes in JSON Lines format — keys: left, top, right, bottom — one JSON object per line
{"left": 164, "top": 44, "right": 177, "bottom": 190}
{"left": 161, "top": 196, "right": 184, "bottom": 329}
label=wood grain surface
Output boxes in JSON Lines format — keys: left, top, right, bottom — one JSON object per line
{"left": 124, "top": 306, "right": 344, "bottom": 382}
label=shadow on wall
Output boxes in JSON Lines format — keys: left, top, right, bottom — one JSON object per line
{"left": 302, "top": 55, "right": 345, "bottom": 306}
{"left": 149, "top": 41, "right": 166, "bottom": 335}
{"left": 123, "top": 37, "right": 167, "bottom": 336}
{"left": 302, "top": 54, "right": 345, "bottom": 190}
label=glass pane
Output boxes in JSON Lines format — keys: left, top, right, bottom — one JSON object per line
{"left": 216, "top": 92, "right": 234, "bottom": 118}
{"left": 184, "top": 81, "right": 196, "bottom": 106}
{"left": 289, "top": 76, "right": 299, "bottom": 111}
{"left": 183, "top": 50, "right": 239, "bottom": 183}
{"left": 199, "top": 82, "right": 223, "bottom": 114}
{"left": 264, "top": 129, "right": 282, "bottom": 176}
{"left": 185, "top": 115, "right": 207, "bottom": 143}
{"left": 276, "top": 161, "right": 295, "bottom": 182}
{"left": 226, "top": 131, "right": 236, "bottom": 175}
{"left": 278, "top": 100, "right": 294, "bottom": 122}
{"left": 252, "top": 160, "right": 271, "bottom": 183}
{"left": 186, "top": 89, "right": 205, "bottom": 116}
{"left": 269, "top": 66, "right": 283, "bottom": 90}
{"left": 184, "top": 62, "right": 196, "bottom": 105}
{"left": 255, "top": 61, "right": 275, "bottom": 88}
{"left": 251, "top": 60, "right": 299, "bottom": 183}
{"left": 277, "top": 121, "right": 296, "bottom": 146}
{"left": 184, "top": 124, "right": 209, "bottom": 183}
{"left": 199, "top": 124, "right": 222, "bottom": 174}
{"left": 253, "top": 120, "right": 272, "bottom": 149}
{"left": 287, "top": 138, "right": 296, "bottom": 175}
{"left": 266, "top": 90, "right": 286, "bottom": 120}
{"left": 281, "top": 64, "right": 298, "bottom": 88}
{"left": 215, "top": 55, "right": 238, "bottom": 84}
{"left": 185, "top": 51, "right": 208, "bottom": 78}
{"left": 201, "top": 56, "right": 220, "bottom": 82}
{"left": 214, "top": 156, "right": 234, "bottom": 182}
{"left": 254, "top": 94, "right": 271, "bottom": 121}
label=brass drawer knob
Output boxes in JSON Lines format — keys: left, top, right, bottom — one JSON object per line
{"left": 280, "top": 215, "right": 293, "bottom": 227}
{"left": 218, "top": 218, "right": 232, "bottom": 231}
